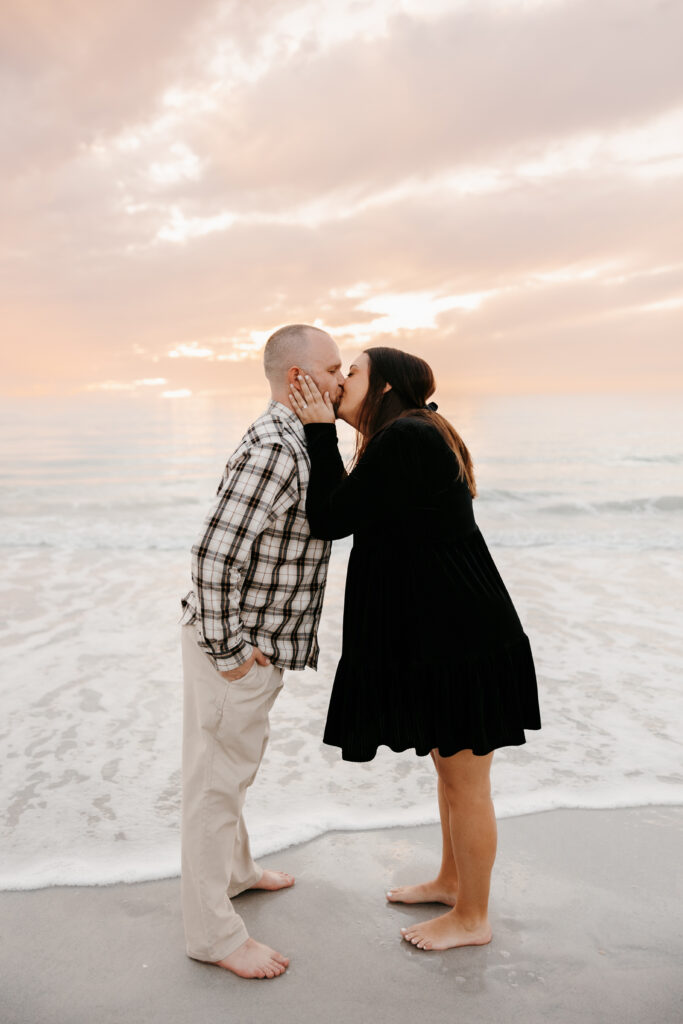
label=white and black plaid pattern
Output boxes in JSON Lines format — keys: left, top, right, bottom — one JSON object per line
{"left": 180, "top": 400, "right": 331, "bottom": 672}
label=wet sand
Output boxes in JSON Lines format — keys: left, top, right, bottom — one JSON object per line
{"left": 1, "top": 806, "right": 681, "bottom": 1024}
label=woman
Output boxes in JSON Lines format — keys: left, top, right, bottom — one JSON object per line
{"left": 288, "top": 347, "right": 541, "bottom": 952}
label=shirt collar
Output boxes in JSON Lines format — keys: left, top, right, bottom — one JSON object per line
{"left": 267, "top": 398, "right": 306, "bottom": 442}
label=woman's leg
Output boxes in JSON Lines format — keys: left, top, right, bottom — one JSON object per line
{"left": 401, "top": 748, "right": 495, "bottom": 950}
{"left": 386, "top": 755, "right": 459, "bottom": 905}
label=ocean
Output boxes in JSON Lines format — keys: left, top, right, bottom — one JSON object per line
{"left": 1, "top": 390, "right": 681, "bottom": 889}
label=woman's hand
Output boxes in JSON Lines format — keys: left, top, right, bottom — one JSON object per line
{"left": 288, "top": 375, "right": 336, "bottom": 424}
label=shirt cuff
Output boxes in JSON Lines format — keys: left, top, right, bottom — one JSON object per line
{"left": 208, "top": 640, "right": 254, "bottom": 673}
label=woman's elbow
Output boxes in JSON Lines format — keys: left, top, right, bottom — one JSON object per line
{"left": 307, "top": 514, "right": 348, "bottom": 541}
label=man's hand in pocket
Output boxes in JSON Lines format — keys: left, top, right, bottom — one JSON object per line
{"left": 220, "top": 648, "right": 271, "bottom": 681}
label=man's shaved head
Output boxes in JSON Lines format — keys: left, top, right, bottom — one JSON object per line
{"left": 263, "top": 324, "right": 321, "bottom": 383}
{"left": 263, "top": 323, "right": 344, "bottom": 411}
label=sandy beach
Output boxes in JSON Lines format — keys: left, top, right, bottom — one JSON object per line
{"left": 1, "top": 805, "right": 681, "bottom": 1024}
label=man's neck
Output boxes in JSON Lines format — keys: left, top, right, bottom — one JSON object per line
{"left": 269, "top": 391, "right": 292, "bottom": 410}
{"left": 269, "top": 394, "right": 300, "bottom": 421}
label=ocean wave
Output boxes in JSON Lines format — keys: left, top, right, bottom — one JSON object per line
{"left": 488, "top": 534, "right": 683, "bottom": 551}
{"left": 0, "top": 495, "right": 204, "bottom": 516}
{"left": 478, "top": 488, "right": 544, "bottom": 503}
{"left": 2, "top": 788, "right": 681, "bottom": 891}
{"left": 539, "top": 495, "right": 683, "bottom": 515}
{"left": 479, "top": 453, "right": 683, "bottom": 467}
{"left": 0, "top": 536, "right": 192, "bottom": 553}
{"left": 471, "top": 490, "right": 683, "bottom": 514}
{"left": 1, "top": 527, "right": 682, "bottom": 553}
{"left": 623, "top": 453, "right": 683, "bottom": 465}
{"left": 1, "top": 491, "right": 681, "bottom": 549}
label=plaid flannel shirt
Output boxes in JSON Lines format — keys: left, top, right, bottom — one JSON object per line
{"left": 180, "top": 400, "right": 332, "bottom": 672}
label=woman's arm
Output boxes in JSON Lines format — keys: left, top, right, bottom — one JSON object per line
{"left": 288, "top": 371, "right": 419, "bottom": 540}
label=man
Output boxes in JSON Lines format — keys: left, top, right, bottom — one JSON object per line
{"left": 179, "top": 324, "right": 345, "bottom": 980}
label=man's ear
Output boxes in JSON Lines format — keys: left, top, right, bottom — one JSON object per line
{"left": 287, "top": 366, "right": 302, "bottom": 388}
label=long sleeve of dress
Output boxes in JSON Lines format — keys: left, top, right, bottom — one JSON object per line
{"left": 303, "top": 421, "right": 414, "bottom": 540}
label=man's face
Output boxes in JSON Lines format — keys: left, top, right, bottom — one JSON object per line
{"left": 302, "top": 333, "right": 345, "bottom": 411}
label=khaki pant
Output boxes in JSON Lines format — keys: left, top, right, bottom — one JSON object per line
{"left": 180, "top": 624, "right": 284, "bottom": 962}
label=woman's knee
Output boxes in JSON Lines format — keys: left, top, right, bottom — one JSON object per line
{"left": 442, "top": 778, "right": 492, "bottom": 810}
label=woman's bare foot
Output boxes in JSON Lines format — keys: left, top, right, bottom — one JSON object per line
{"left": 215, "top": 938, "right": 289, "bottom": 979}
{"left": 401, "top": 908, "right": 492, "bottom": 950}
{"left": 250, "top": 870, "right": 295, "bottom": 891}
{"left": 386, "top": 879, "right": 457, "bottom": 906}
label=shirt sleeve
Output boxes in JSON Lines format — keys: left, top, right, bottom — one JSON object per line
{"left": 190, "top": 443, "right": 298, "bottom": 671}
{"left": 303, "top": 421, "right": 415, "bottom": 540}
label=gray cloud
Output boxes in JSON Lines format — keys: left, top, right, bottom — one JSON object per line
{"left": 0, "top": 0, "right": 303, "bottom": 176}
{"left": 189, "top": 0, "right": 683, "bottom": 203}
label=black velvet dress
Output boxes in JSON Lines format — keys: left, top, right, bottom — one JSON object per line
{"left": 303, "top": 415, "right": 541, "bottom": 762}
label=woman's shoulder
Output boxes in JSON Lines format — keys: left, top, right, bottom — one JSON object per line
{"left": 373, "top": 414, "right": 443, "bottom": 447}
{"left": 362, "top": 415, "right": 448, "bottom": 472}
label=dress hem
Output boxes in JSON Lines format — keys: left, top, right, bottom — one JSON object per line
{"left": 323, "top": 726, "right": 541, "bottom": 764}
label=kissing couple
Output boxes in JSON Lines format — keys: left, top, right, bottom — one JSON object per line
{"left": 179, "top": 324, "right": 541, "bottom": 979}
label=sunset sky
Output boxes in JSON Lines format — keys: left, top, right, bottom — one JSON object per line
{"left": 3, "top": 0, "right": 683, "bottom": 398}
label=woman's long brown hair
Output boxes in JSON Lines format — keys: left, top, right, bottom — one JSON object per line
{"left": 352, "top": 347, "right": 477, "bottom": 498}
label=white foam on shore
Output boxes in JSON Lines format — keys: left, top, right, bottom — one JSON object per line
{"left": 2, "top": 787, "right": 681, "bottom": 891}
{"left": 1, "top": 541, "right": 682, "bottom": 891}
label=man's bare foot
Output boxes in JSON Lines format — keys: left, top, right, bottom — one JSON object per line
{"left": 401, "top": 908, "right": 492, "bottom": 950}
{"left": 386, "top": 879, "right": 457, "bottom": 906}
{"left": 215, "top": 938, "right": 289, "bottom": 979}
{"left": 250, "top": 870, "right": 295, "bottom": 892}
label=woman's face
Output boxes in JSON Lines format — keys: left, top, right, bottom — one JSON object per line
{"left": 337, "top": 352, "right": 371, "bottom": 428}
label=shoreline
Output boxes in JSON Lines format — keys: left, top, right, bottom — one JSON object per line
{"left": 3, "top": 797, "right": 682, "bottom": 893}
{"left": 1, "top": 806, "right": 681, "bottom": 1024}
